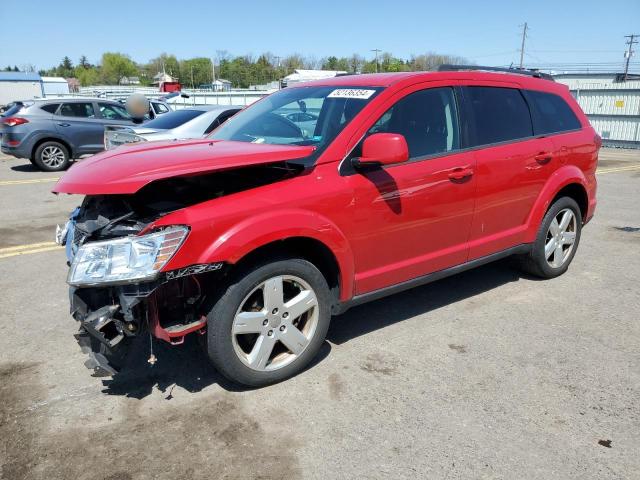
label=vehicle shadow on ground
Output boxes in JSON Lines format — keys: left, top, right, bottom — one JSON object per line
{"left": 101, "top": 334, "right": 332, "bottom": 399}
{"left": 102, "top": 259, "right": 530, "bottom": 398}
{"left": 10, "top": 162, "right": 39, "bottom": 173}
{"left": 328, "top": 260, "right": 533, "bottom": 345}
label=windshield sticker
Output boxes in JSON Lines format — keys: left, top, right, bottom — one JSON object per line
{"left": 328, "top": 89, "right": 376, "bottom": 100}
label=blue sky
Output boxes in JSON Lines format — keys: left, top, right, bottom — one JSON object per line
{"left": 0, "top": 0, "right": 638, "bottom": 72}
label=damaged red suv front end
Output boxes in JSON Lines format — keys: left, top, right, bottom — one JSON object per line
{"left": 54, "top": 139, "right": 316, "bottom": 375}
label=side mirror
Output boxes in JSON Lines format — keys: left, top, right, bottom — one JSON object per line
{"left": 353, "top": 133, "right": 409, "bottom": 168}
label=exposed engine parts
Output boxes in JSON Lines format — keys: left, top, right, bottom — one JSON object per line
{"left": 62, "top": 163, "right": 300, "bottom": 376}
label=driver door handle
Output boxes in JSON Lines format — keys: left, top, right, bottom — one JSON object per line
{"left": 448, "top": 166, "right": 474, "bottom": 181}
{"left": 57, "top": 123, "right": 70, "bottom": 127}
{"left": 534, "top": 152, "right": 552, "bottom": 165}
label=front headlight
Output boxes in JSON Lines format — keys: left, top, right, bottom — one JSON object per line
{"left": 68, "top": 226, "right": 188, "bottom": 286}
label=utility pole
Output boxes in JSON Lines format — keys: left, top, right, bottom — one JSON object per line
{"left": 273, "top": 56, "right": 281, "bottom": 88}
{"left": 371, "top": 49, "right": 381, "bottom": 73}
{"left": 624, "top": 34, "right": 638, "bottom": 81}
{"left": 519, "top": 22, "right": 528, "bottom": 69}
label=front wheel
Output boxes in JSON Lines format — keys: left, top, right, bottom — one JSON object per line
{"left": 516, "top": 196, "right": 582, "bottom": 278}
{"left": 206, "top": 259, "right": 331, "bottom": 387}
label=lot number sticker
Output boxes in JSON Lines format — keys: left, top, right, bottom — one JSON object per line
{"left": 328, "top": 89, "right": 376, "bottom": 99}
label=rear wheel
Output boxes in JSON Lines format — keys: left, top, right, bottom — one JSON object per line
{"left": 33, "top": 141, "right": 70, "bottom": 171}
{"left": 517, "top": 197, "right": 582, "bottom": 278}
{"left": 206, "top": 258, "right": 331, "bottom": 387}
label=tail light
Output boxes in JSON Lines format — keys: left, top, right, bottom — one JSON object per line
{"left": 1, "top": 117, "right": 29, "bottom": 127}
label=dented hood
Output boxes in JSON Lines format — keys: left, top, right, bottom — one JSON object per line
{"left": 52, "top": 139, "right": 316, "bottom": 195}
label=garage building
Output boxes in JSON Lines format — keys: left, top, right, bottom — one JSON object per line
{"left": 0, "top": 71, "right": 44, "bottom": 107}
{"left": 554, "top": 73, "right": 640, "bottom": 149}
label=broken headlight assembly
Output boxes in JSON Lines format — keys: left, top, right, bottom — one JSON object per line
{"left": 67, "top": 226, "right": 188, "bottom": 286}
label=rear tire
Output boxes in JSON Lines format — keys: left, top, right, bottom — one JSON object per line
{"left": 516, "top": 197, "right": 582, "bottom": 278}
{"left": 33, "top": 141, "right": 70, "bottom": 171}
{"left": 206, "top": 258, "right": 331, "bottom": 387}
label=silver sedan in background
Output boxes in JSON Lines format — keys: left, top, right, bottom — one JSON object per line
{"left": 104, "top": 105, "right": 242, "bottom": 150}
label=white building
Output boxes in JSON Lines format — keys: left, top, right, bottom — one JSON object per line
{"left": 42, "top": 76, "right": 70, "bottom": 95}
{"left": 152, "top": 72, "right": 177, "bottom": 85}
{"left": 0, "top": 72, "right": 44, "bottom": 106}
{"left": 554, "top": 73, "right": 640, "bottom": 148}
{"left": 119, "top": 76, "right": 141, "bottom": 85}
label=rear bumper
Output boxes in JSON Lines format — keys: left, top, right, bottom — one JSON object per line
{"left": 1, "top": 144, "right": 30, "bottom": 158}
{"left": 1, "top": 135, "right": 34, "bottom": 159}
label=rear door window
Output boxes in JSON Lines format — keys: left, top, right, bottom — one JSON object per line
{"left": 524, "top": 90, "right": 581, "bottom": 135}
{"left": 59, "top": 102, "right": 95, "bottom": 118}
{"left": 366, "top": 87, "right": 460, "bottom": 159}
{"left": 465, "top": 86, "right": 533, "bottom": 146}
{"left": 98, "top": 103, "right": 131, "bottom": 121}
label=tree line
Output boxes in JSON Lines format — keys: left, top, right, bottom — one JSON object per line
{"left": 37, "top": 51, "right": 468, "bottom": 88}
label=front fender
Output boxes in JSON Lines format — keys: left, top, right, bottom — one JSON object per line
{"left": 201, "top": 209, "right": 355, "bottom": 300}
{"left": 524, "top": 165, "right": 589, "bottom": 243}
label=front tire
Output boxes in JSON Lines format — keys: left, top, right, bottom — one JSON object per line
{"left": 517, "top": 197, "right": 582, "bottom": 278}
{"left": 33, "top": 141, "right": 70, "bottom": 171}
{"left": 206, "top": 258, "right": 331, "bottom": 387}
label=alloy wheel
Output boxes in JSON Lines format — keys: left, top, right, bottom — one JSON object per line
{"left": 41, "top": 146, "right": 66, "bottom": 168}
{"left": 545, "top": 208, "right": 577, "bottom": 268}
{"left": 231, "top": 275, "right": 319, "bottom": 371}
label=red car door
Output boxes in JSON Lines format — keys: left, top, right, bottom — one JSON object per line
{"left": 461, "top": 85, "right": 555, "bottom": 259}
{"left": 344, "top": 85, "right": 477, "bottom": 294}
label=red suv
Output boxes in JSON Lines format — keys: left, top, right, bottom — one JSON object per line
{"left": 54, "top": 68, "right": 599, "bottom": 386}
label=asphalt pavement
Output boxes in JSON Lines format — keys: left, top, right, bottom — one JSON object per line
{"left": 0, "top": 149, "right": 639, "bottom": 480}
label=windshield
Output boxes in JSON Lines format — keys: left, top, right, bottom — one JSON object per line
{"left": 144, "top": 109, "right": 204, "bottom": 129}
{"left": 210, "top": 86, "right": 382, "bottom": 148}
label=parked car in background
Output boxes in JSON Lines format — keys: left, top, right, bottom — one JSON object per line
{"left": 54, "top": 68, "right": 599, "bottom": 386}
{"left": 114, "top": 97, "right": 171, "bottom": 120}
{"left": 104, "top": 105, "right": 241, "bottom": 150}
{"left": 284, "top": 111, "right": 319, "bottom": 137}
{"left": 0, "top": 98, "right": 168, "bottom": 171}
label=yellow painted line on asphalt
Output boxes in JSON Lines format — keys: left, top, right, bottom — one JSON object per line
{"left": 0, "top": 177, "right": 60, "bottom": 186}
{"left": 0, "top": 242, "right": 61, "bottom": 259}
{"left": 0, "top": 241, "right": 58, "bottom": 253}
{"left": 597, "top": 164, "right": 640, "bottom": 174}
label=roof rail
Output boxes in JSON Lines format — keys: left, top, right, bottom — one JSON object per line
{"left": 438, "top": 64, "right": 555, "bottom": 81}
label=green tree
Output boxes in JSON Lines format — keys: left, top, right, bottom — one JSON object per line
{"left": 100, "top": 52, "right": 137, "bottom": 84}
{"left": 180, "top": 57, "right": 213, "bottom": 88}
{"left": 78, "top": 55, "right": 91, "bottom": 69}
{"left": 75, "top": 66, "right": 99, "bottom": 86}
{"left": 51, "top": 56, "right": 75, "bottom": 77}
{"left": 146, "top": 53, "right": 181, "bottom": 81}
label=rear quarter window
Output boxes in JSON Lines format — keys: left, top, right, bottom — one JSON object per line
{"left": 40, "top": 103, "right": 60, "bottom": 114}
{"left": 465, "top": 86, "right": 533, "bottom": 146}
{"left": 524, "top": 90, "right": 582, "bottom": 135}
